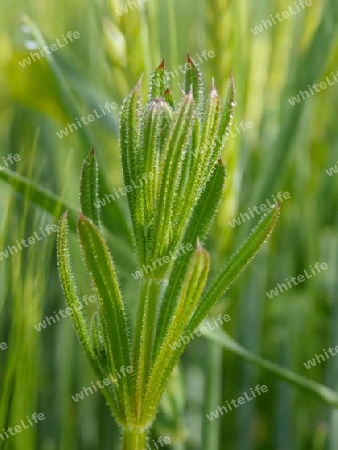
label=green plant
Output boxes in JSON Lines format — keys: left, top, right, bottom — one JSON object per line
{"left": 56, "top": 57, "right": 280, "bottom": 449}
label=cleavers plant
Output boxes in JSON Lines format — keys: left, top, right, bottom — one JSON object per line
{"left": 57, "top": 56, "right": 280, "bottom": 449}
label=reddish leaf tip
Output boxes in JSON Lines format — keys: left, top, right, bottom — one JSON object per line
{"left": 157, "top": 59, "right": 165, "bottom": 70}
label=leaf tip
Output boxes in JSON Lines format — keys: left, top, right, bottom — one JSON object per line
{"left": 62, "top": 210, "right": 69, "bottom": 220}
{"left": 211, "top": 77, "right": 216, "bottom": 90}
{"left": 78, "top": 211, "right": 86, "bottom": 222}
{"left": 157, "top": 59, "right": 165, "bottom": 70}
{"left": 187, "top": 53, "right": 194, "bottom": 66}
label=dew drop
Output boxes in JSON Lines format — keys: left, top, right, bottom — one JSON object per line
{"left": 24, "top": 39, "right": 38, "bottom": 50}
{"left": 21, "top": 24, "right": 31, "bottom": 33}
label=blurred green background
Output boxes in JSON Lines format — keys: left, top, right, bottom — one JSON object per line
{"left": 0, "top": 0, "right": 338, "bottom": 448}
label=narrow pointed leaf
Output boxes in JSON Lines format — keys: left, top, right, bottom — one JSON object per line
{"left": 186, "top": 204, "right": 280, "bottom": 336}
{"left": 57, "top": 212, "right": 97, "bottom": 367}
{"left": 153, "top": 93, "right": 195, "bottom": 262}
{"left": 119, "top": 80, "right": 144, "bottom": 259}
{"left": 173, "top": 84, "right": 221, "bottom": 237}
{"left": 175, "top": 115, "right": 201, "bottom": 209}
{"left": 184, "top": 53, "right": 205, "bottom": 118}
{"left": 57, "top": 213, "right": 125, "bottom": 421}
{"left": 140, "top": 100, "right": 170, "bottom": 225}
{"left": 181, "top": 160, "right": 226, "bottom": 244}
{"left": 132, "top": 280, "right": 161, "bottom": 419}
{"left": 200, "top": 83, "right": 221, "bottom": 163}
{"left": 156, "top": 161, "right": 226, "bottom": 352}
{"left": 143, "top": 246, "right": 210, "bottom": 422}
{"left": 90, "top": 311, "right": 109, "bottom": 371}
{"left": 77, "top": 213, "right": 132, "bottom": 414}
{"left": 148, "top": 60, "right": 168, "bottom": 99}
{"left": 211, "top": 71, "right": 236, "bottom": 160}
{"left": 173, "top": 116, "right": 201, "bottom": 214}
{"left": 149, "top": 204, "right": 279, "bottom": 421}
{"left": 80, "top": 148, "right": 100, "bottom": 226}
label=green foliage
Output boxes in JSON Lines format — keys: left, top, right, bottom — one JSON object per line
{"left": 56, "top": 59, "right": 279, "bottom": 447}
{"left": 1, "top": 0, "right": 338, "bottom": 448}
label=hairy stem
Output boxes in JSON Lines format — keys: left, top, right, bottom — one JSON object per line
{"left": 133, "top": 278, "right": 160, "bottom": 419}
{"left": 122, "top": 427, "right": 147, "bottom": 450}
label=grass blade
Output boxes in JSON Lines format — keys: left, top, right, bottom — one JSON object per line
{"left": 204, "top": 327, "right": 338, "bottom": 407}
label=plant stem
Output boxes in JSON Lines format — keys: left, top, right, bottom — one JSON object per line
{"left": 202, "top": 340, "right": 222, "bottom": 449}
{"left": 133, "top": 280, "right": 148, "bottom": 418}
{"left": 145, "top": 280, "right": 160, "bottom": 373}
{"left": 122, "top": 428, "right": 147, "bottom": 450}
{"left": 133, "top": 279, "right": 160, "bottom": 419}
